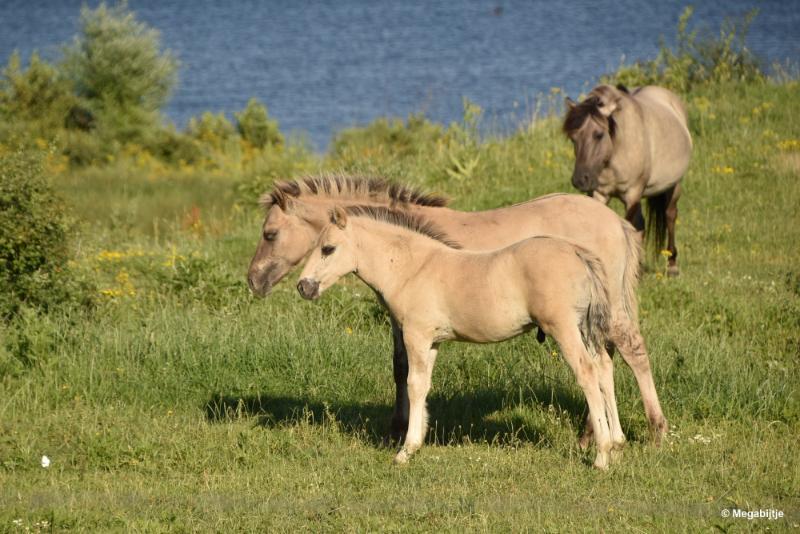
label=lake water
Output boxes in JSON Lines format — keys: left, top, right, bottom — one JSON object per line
{"left": 2, "top": 0, "right": 798, "bottom": 149}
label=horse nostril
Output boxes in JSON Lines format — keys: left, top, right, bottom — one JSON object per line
{"left": 247, "top": 275, "right": 256, "bottom": 292}
{"left": 297, "top": 278, "right": 319, "bottom": 299}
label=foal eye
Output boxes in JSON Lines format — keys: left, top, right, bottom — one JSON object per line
{"left": 593, "top": 131, "right": 604, "bottom": 140}
{"left": 321, "top": 245, "right": 336, "bottom": 256}
{"left": 263, "top": 230, "right": 278, "bottom": 241}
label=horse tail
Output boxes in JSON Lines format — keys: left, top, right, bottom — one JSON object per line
{"left": 646, "top": 190, "right": 671, "bottom": 256}
{"left": 574, "top": 246, "right": 611, "bottom": 356}
{"left": 620, "top": 218, "right": 642, "bottom": 325}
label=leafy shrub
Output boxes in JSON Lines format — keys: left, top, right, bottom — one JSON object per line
{"left": 0, "top": 149, "right": 93, "bottom": 318}
{"left": 604, "top": 7, "right": 764, "bottom": 92}
{"left": 235, "top": 98, "right": 283, "bottom": 149}
{"left": 0, "top": 51, "right": 77, "bottom": 135}
{"left": 330, "top": 113, "right": 444, "bottom": 165}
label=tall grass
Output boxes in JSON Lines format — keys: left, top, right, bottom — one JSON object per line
{"left": 2, "top": 6, "right": 799, "bottom": 531}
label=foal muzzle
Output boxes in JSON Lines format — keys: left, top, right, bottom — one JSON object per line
{"left": 297, "top": 278, "right": 320, "bottom": 300}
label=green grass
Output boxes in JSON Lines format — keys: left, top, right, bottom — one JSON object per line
{"left": 2, "top": 80, "right": 799, "bottom": 531}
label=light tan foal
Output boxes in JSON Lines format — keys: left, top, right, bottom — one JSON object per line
{"left": 297, "top": 206, "right": 626, "bottom": 469}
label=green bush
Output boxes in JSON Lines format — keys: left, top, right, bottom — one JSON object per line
{"left": 0, "top": 149, "right": 92, "bottom": 318}
{"left": 330, "top": 113, "right": 444, "bottom": 165}
{"left": 235, "top": 98, "right": 283, "bottom": 149}
{"left": 188, "top": 112, "right": 237, "bottom": 151}
{"left": 0, "top": 51, "right": 77, "bottom": 135}
{"left": 604, "top": 7, "right": 764, "bottom": 92}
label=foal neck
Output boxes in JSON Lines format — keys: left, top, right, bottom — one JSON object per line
{"left": 350, "top": 218, "right": 450, "bottom": 297}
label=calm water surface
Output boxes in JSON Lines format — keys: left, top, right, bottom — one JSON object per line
{"left": 1, "top": 1, "right": 798, "bottom": 149}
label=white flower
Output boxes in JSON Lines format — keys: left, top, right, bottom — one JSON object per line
{"left": 40, "top": 455, "right": 50, "bottom": 468}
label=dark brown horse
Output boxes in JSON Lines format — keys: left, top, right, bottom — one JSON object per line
{"left": 564, "top": 84, "right": 692, "bottom": 275}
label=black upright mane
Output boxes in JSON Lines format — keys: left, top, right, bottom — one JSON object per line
{"left": 342, "top": 205, "right": 461, "bottom": 249}
{"left": 260, "top": 174, "right": 449, "bottom": 211}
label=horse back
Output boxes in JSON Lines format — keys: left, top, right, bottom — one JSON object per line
{"left": 633, "top": 86, "right": 693, "bottom": 194}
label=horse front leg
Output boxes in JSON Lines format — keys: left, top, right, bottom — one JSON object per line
{"left": 389, "top": 316, "right": 409, "bottom": 444}
{"left": 394, "top": 335, "right": 437, "bottom": 464}
{"left": 666, "top": 182, "right": 682, "bottom": 277}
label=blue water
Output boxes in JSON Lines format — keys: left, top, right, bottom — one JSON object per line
{"left": 1, "top": 1, "right": 798, "bottom": 149}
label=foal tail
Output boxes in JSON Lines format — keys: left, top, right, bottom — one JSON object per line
{"left": 574, "top": 246, "right": 612, "bottom": 356}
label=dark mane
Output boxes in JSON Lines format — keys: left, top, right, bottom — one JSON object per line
{"left": 563, "top": 96, "right": 601, "bottom": 134}
{"left": 564, "top": 89, "right": 620, "bottom": 137}
{"left": 259, "top": 174, "right": 449, "bottom": 211}
{"left": 342, "top": 205, "right": 461, "bottom": 249}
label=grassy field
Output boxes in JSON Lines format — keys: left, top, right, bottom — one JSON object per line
{"left": 2, "top": 79, "right": 799, "bottom": 531}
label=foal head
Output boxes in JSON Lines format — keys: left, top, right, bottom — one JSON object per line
{"left": 297, "top": 207, "right": 356, "bottom": 300}
{"left": 563, "top": 85, "right": 626, "bottom": 193}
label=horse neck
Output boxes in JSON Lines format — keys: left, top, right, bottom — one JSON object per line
{"left": 349, "top": 218, "right": 444, "bottom": 300}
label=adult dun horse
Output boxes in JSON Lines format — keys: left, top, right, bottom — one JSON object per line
{"left": 297, "top": 206, "right": 623, "bottom": 469}
{"left": 247, "top": 175, "right": 667, "bottom": 444}
{"left": 564, "top": 84, "right": 692, "bottom": 276}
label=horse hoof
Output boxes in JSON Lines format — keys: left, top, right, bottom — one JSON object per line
{"left": 610, "top": 447, "right": 624, "bottom": 464}
{"left": 667, "top": 265, "right": 680, "bottom": 277}
{"left": 651, "top": 418, "right": 668, "bottom": 447}
{"left": 393, "top": 448, "right": 411, "bottom": 465}
{"left": 578, "top": 433, "right": 592, "bottom": 450}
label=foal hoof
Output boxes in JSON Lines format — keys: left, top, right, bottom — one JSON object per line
{"left": 593, "top": 452, "right": 610, "bottom": 471}
{"left": 667, "top": 265, "right": 680, "bottom": 277}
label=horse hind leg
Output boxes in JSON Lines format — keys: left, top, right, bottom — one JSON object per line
{"left": 611, "top": 318, "right": 668, "bottom": 444}
{"left": 389, "top": 317, "right": 410, "bottom": 444}
{"left": 666, "top": 182, "right": 682, "bottom": 277}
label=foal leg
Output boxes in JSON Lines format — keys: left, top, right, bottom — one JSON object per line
{"left": 553, "top": 327, "right": 613, "bottom": 470}
{"left": 665, "top": 183, "right": 682, "bottom": 277}
{"left": 389, "top": 316, "right": 410, "bottom": 443}
{"left": 578, "top": 341, "right": 617, "bottom": 449}
{"left": 394, "top": 335, "right": 437, "bottom": 464}
{"left": 596, "top": 346, "right": 626, "bottom": 459}
{"left": 611, "top": 318, "right": 668, "bottom": 444}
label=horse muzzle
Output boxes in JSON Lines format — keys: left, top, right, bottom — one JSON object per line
{"left": 571, "top": 171, "right": 595, "bottom": 194}
{"left": 297, "top": 278, "right": 320, "bottom": 300}
{"left": 247, "top": 272, "right": 272, "bottom": 298}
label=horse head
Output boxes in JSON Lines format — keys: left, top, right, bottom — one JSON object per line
{"left": 563, "top": 85, "right": 627, "bottom": 193}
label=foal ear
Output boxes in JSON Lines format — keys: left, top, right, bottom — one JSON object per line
{"left": 565, "top": 97, "right": 577, "bottom": 111}
{"left": 330, "top": 206, "right": 348, "bottom": 229}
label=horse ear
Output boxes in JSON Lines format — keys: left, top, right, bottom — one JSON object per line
{"left": 331, "top": 206, "right": 348, "bottom": 229}
{"left": 565, "top": 97, "right": 576, "bottom": 111}
{"left": 597, "top": 87, "right": 623, "bottom": 117}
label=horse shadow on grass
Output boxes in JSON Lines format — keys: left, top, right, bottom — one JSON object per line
{"left": 204, "top": 380, "right": 593, "bottom": 451}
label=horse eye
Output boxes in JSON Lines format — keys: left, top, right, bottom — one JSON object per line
{"left": 593, "top": 131, "right": 604, "bottom": 140}
{"left": 263, "top": 230, "right": 278, "bottom": 241}
{"left": 321, "top": 245, "right": 336, "bottom": 256}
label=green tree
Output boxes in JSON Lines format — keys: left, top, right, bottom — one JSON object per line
{"left": 61, "top": 2, "right": 177, "bottom": 141}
